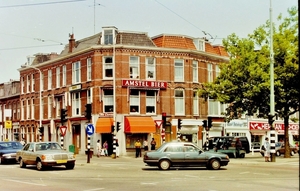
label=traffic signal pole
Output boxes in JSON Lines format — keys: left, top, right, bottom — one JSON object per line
{"left": 85, "top": 104, "right": 92, "bottom": 163}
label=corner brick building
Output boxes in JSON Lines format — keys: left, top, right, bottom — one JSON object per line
{"left": 18, "top": 26, "right": 229, "bottom": 155}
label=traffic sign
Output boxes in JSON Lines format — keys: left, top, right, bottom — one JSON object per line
{"left": 86, "top": 124, "right": 95, "bottom": 136}
{"left": 154, "top": 120, "right": 163, "bottom": 128}
{"left": 60, "top": 126, "right": 67, "bottom": 136}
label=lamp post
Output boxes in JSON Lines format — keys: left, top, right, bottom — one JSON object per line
{"left": 22, "top": 65, "right": 42, "bottom": 142}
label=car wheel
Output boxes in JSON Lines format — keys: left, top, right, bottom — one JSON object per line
{"left": 210, "top": 159, "right": 221, "bottom": 170}
{"left": 66, "top": 164, "right": 75, "bottom": 170}
{"left": 159, "top": 160, "right": 170, "bottom": 170}
{"left": 291, "top": 151, "right": 295, "bottom": 156}
{"left": 36, "top": 161, "right": 43, "bottom": 171}
{"left": 19, "top": 159, "right": 26, "bottom": 168}
{"left": 240, "top": 154, "right": 245, "bottom": 158}
{"left": 276, "top": 151, "right": 281, "bottom": 156}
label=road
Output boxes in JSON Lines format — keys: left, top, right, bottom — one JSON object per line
{"left": 0, "top": 152, "right": 298, "bottom": 191}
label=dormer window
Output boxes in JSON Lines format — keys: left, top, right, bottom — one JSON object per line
{"left": 193, "top": 38, "right": 205, "bottom": 51}
{"left": 102, "top": 26, "right": 117, "bottom": 45}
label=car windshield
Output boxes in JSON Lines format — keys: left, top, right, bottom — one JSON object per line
{"left": 0, "top": 142, "right": 23, "bottom": 150}
{"left": 36, "top": 143, "right": 62, "bottom": 151}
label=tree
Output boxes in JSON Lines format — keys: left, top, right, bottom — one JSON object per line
{"left": 199, "top": 7, "right": 299, "bottom": 158}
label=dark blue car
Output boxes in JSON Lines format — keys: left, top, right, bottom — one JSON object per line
{"left": 0, "top": 141, "right": 23, "bottom": 164}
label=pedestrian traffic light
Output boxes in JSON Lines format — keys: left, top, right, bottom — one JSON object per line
{"left": 60, "top": 109, "right": 68, "bottom": 124}
{"left": 178, "top": 119, "right": 182, "bottom": 130}
{"left": 208, "top": 117, "right": 213, "bottom": 128}
{"left": 85, "top": 104, "right": 92, "bottom": 121}
{"left": 111, "top": 125, "right": 115, "bottom": 133}
{"left": 268, "top": 114, "right": 275, "bottom": 125}
{"left": 116, "top": 122, "right": 121, "bottom": 132}
{"left": 202, "top": 120, "right": 207, "bottom": 129}
{"left": 38, "top": 127, "right": 44, "bottom": 135}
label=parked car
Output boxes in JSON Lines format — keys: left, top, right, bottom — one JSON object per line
{"left": 208, "top": 136, "right": 250, "bottom": 158}
{"left": 143, "top": 141, "right": 230, "bottom": 170}
{"left": 16, "top": 142, "right": 76, "bottom": 171}
{"left": 0, "top": 141, "right": 24, "bottom": 164}
{"left": 260, "top": 142, "right": 298, "bottom": 156}
{"left": 251, "top": 142, "right": 261, "bottom": 152}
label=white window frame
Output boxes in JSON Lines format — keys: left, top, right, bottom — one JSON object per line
{"left": 27, "top": 75, "right": 30, "bottom": 93}
{"left": 103, "top": 89, "right": 113, "bottom": 113}
{"left": 21, "top": 101, "right": 25, "bottom": 120}
{"left": 146, "top": 90, "right": 156, "bottom": 114}
{"left": 193, "top": 39, "right": 205, "bottom": 51}
{"left": 56, "top": 97, "right": 61, "bottom": 117}
{"left": 129, "top": 56, "right": 139, "bottom": 79}
{"left": 208, "top": 99, "right": 226, "bottom": 116}
{"left": 175, "top": 89, "right": 185, "bottom": 115}
{"left": 87, "top": 58, "right": 92, "bottom": 81}
{"left": 48, "top": 70, "right": 52, "bottom": 90}
{"left": 72, "top": 61, "right": 81, "bottom": 84}
{"left": 103, "top": 56, "right": 113, "bottom": 79}
{"left": 87, "top": 89, "right": 91, "bottom": 104}
{"left": 193, "top": 90, "right": 199, "bottom": 116}
{"left": 129, "top": 89, "right": 140, "bottom": 113}
{"left": 31, "top": 74, "right": 35, "bottom": 92}
{"left": 72, "top": 92, "right": 81, "bottom": 116}
{"left": 26, "top": 99, "right": 30, "bottom": 119}
{"left": 41, "top": 73, "right": 44, "bottom": 91}
{"left": 146, "top": 57, "right": 155, "bottom": 80}
{"left": 103, "top": 29, "right": 113, "bottom": 45}
{"left": 174, "top": 59, "right": 184, "bottom": 82}
{"left": 192, "top": 60, "right": 198, "bottom": 83}
{"left": 31, "top": 99, "right": 34, "bottom": 119}
{"left": 21, "top": 76, "right": 25, "bottom": 94}
{"left": 41, "top": 99, "right": 44, "bottom": 120}
{"left": 56, "top": 67, "right": 60, "bottom": 88}
{"left": 62, "top": 65, "right": 66, "bottom": 86}
{"left": 48, "top": 96, "right": 52, "bottom": 119}
{"left": 216, "top": 65, "right": 220, "bottom": 78}
{"left": 207, "top": 63, "right": 213, "bottom": 82}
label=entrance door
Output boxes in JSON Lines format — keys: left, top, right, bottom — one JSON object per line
{"left": 72, "top": 124, "right": 81, "bottom": 154}
{"left": 102, "top": 133, "right": 113, "bottom": 156}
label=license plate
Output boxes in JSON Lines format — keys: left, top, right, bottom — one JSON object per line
{"left": 56, "top": 160, "right": 67, "bottom": 164}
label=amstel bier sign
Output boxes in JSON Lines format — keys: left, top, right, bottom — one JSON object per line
{"left": 122, "top": 80, "right": 167, "bottom": 89}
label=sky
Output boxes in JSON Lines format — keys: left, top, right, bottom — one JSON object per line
{"left": 0, "top": 0, "right": 297, "bottom": 83}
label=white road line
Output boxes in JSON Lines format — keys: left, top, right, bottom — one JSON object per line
{"left": 239, "top": 171, "right": 250, "bottom": 174}
{"left": 83, "top": 188, "right": 105, "bottom": 191}
{"left": 141, "top": 182, "right": 158, "bottom": 185}
{"left": 253, "top": 173, "right": 270, "bottom": 176}
{"left": 185, "top": 175, "right": 199, "bottom": 178}
{"left": 3, "top": 178, "right": 46, "bottom": 186}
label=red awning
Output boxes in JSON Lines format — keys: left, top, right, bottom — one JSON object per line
{"left": 95, "top": 118, "right": 113, "bottom": 133}
{"left": 124, "top": 117, "right": 156, "bottom": 133}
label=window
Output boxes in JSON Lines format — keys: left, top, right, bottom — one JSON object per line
{"left": 41, "top": 73, "right": 44, "bottom": 91}
{"left": 56, "top": 67, "right": 60, "bottom": 88}
{"left": 103, "top": 29, "right": 113, "bottom": 45}
{"left": 216, "top": 65, "right": 220, "bottom": 78}
{"left": 41, "top": 99, "right": 44, "bottom": 120}
{"left": 146, "top": 91, "right": 156, "bottom": 114}
{"left": 193, "top": 39, "right": 205, "bottom": 51}
{"left": 21, "top": 76, "right": 25, "bottom": 94}
{"left": 192, "top": 60, "right": 198, "bottom": 82}
{"left": 21, "top": 101, "right": 25, "bottom": 120}
{"left": 174, "top": 59, "right": 184, "bottom": 82}
{"left": 62, "top": 65, "right": 66, "bottom": 86}
{"left": 31, "top": 99, "right": 34, "bottom": 119}
{"left": 48, "top": 96, "right": 52, "bottom": 119}
{"left": 129, "top": 89, "right": 140, "bottom": 113}
{"left": 193, "top": 91, "right": 199, "bottom": 116}
{"left": 87, "top": 89, "right": 91, "bottom": 104}
{"left": 129, "top": 56, "right": 139, "bottom": 79}
{"left": 146, "top": 57, "right": 155, "bottom": 79}
{"left": 72, "top": 92, "right": 81, "bottom": 116}
{"left": 175, "top": 89, "right": 184, "bottom": 115}
{"left": 27, "top": 75, "right": 30, "bottom": 93}
{"left": 103, "top": 89, "right": 113, "bottom": 112}
{"left": 48, "top": 70, "right": 52, "bottom": 90}
{"left": 31, "top": 74, "right": 35, "bottom": 92}
{"left": 26, "top": 100, "right": 30, "bottom": 119}
{"left": 208, "top": 99, "right": 226, "bottom": 116}
{"left": 72, "top": 61, "right": 81, "bottom": 84}
{"left": 87, "top": 58, "right": 92, "bottom": 81}
{"left": 55, "top": 97, "right": 61, "bottom": 117}
{"left": 103, "top": 57, "right": 113, "bottom": 78}
{"left": 207, "top": 63, "right": 213, "bottom": 82}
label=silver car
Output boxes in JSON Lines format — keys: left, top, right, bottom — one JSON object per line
{"left": 143, "top": 142, "right": 230, "bottom": 170}
{"left": 16, "top": 142, "right": 76, "bottom": 171}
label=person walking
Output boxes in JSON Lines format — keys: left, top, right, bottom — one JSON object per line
{"left": 103, "top": 141, "right": 108, "bottom": 156}
{"left": 150, "top": 138, "right": 156, "bottom": 150}
{"left": 263, "top": 137, "right": 270, "bottom": 162}
{"left": 116, "top": 139, "right": 120, "bottom": 157}
{"left": 96, "top": 140, "right": 101, "bottom": 157}
{"left": 235, "top": 138, "right": 242, "bottom": 158}
{"left": 135, "top": 139, "right": 141, "bottom": 158}
{"left": 143, "top": 139, "right": 149, "bottom": 152}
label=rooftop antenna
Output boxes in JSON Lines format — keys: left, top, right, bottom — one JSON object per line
{"left": 90, "top": 1, "right": 105, "bottom": 34}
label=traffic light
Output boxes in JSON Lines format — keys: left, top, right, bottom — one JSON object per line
{"left": 178, "top": 119, "right": 182, "bottom": 130}
{"left": 116, "top": 122, "right": 121, "bottom": 132}
{"left": 111, "top": 125, "right": 115, "bottom": 133}
{"left": 162, "top": 112, "right": 166, "bottom": 126}
{"left": 38, "top": 127, "right": 44, "bottom": 135}
{"left": 202, "top": 120, "right": 207, "bottom": 129}
{"left": 208, "top": 117, "right": 213, "bottom": 128}
{"left": 85, "top": 104, "right": 92, "bottom": 121}
{"left": 60, "top": 109, "right": 68, "bottom": 124}
{"left": 268, "top": 114, "right": 275, "bottom": 125}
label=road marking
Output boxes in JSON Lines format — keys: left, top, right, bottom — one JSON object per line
{"left": 3, "top": 178, "right": 46, "bottom": 186}
{"left": 239, "top": 171, "right": 250, "bottom": 174}
{"left": 185, "top": 175, "right": 199, "bottom": 178}
{"left": 141, "top": 182, "right": 158, "bottom": 185}
{"left": 253, "top": 173, "right": 270, "bottom": 176}
{"left": 83, "top": 188, "right": 105, "bottom": 191}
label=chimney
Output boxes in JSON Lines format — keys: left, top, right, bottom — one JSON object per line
{"left": 69, "top": 33, "right": 75, "bottom": 53}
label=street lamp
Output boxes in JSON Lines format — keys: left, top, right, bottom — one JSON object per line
{"left": 21, "top": 65, "right": 42, "bottom": 142}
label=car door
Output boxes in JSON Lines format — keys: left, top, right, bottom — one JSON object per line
{"left": 163, "top": 145, "right": 185, "bottom": 165}
{"left": 184, "top": 144, "right": 206, "bottom": 166}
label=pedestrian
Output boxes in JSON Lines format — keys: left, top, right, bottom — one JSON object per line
{"left": 134, "top": 139, "right": 141, "bottom": 158}
{"left": 116, "top": 139, "right": 120, "bottom": 157}
{"left": 96, "top": 140, "right": 101, "bottom": 157}
{"left": 143, "top": 139, "right": 149, "bottom": 152}
{"left": 103, "top": 141, "right": 108, "bottom": 156}
{"left": 151, "top": 138, "right": 156, "bottom": 150}
{"left": 235, "top": 138, "right": 242, "bottom": 158}
{"left": 20, "top": 139, "right": 25, "bottom": 146}
{"left": 263, "top": 137, "right": 270, "bottom": 162}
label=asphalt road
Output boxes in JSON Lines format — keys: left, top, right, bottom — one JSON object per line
{"left": 0, "top": 152, "right": 298, "bottom": 191}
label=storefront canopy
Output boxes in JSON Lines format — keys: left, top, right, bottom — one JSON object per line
{"left": 95, "top": 118, "right": 113, "bottom": 133}
{"left": 124, "top": 117, "right": 156, "bottom": 133}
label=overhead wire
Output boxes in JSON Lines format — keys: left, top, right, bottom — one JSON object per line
{"left": 0, "top": 0, "right": 86, "bottom": 8}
